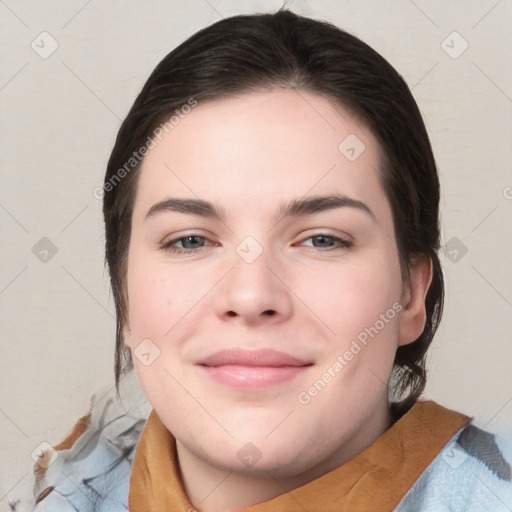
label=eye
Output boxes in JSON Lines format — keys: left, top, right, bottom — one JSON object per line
{"left": 298, "top": 233, "right": 353, "bottom": 251}
{"left": 160, "top": 231, "right": 353, "bottom": 255}
{"left": 160, "top": 234, "right": 215, "bottom": 254}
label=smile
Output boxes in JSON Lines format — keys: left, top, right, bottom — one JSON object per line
{"left": 196, "top": 348, "right": 313, "bottom": 389}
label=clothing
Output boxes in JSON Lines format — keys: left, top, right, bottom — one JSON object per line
{"left": 129, "top": 401, "right": 512, "bottom": 511}
{"left": 7, "top": 370, "right": 151, "bottom": 512}
{"left": 9, "top": 369, "right": 512, "bottom": 511}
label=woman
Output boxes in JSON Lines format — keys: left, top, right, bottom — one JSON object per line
{"left": 16, "top": 7, "right": 512, "bottom": 512}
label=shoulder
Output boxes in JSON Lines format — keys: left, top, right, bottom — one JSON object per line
{"left": 396, "top": 421, "right": 512, "bottom": 512}
{"left": 9, "top": 370, "right": 151, "bottom": 512}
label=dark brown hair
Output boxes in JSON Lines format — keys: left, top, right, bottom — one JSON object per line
{"left": 103, "top": 8, "right": 443, "bottom": 418}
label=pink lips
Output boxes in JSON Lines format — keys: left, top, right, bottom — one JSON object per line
{"left": 197, "top": 348, "right": 312, "bottom": 389}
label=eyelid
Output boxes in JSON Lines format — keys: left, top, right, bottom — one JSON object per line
{"left": 161, "top": 233, "right": 216, "bottom": 250}
{"left": 160, "top": 230, "right": 353, "bottom": 255}
{"left": 161, "top": 229, "right": 351, "bottom": 244}
{"left": 161, "top": 230, "right": 214, "bottom": 244}
{"left": 295, "top": 231, "right": 353, "bottom": 250}
{"left": 295, "top": 228, "right": 353, "bottom": 243}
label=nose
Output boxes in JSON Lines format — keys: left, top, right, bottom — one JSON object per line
{"left": 213, "top": 242, "right": 293, "bottom": 326}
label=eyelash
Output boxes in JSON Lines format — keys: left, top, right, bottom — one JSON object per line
{"left": 160, "top": 232, "right": 353, "bottom": 255}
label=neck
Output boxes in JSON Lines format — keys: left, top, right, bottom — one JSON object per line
{"left": 176, "top": 398, "right": 394, "bottom": 512}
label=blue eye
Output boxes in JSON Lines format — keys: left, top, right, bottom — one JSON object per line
{"left": 160, "top": 232, "right": 352, "bottom": 254}
{"left": 161, "top": 234, "right": 211, "bottom": 254}
{"left": 300, "top": 234, "right": 353, "bottom": 251}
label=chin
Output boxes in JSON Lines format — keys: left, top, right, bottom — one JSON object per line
{"left": 200, "top": 440, "right": 314, "bottom": 479}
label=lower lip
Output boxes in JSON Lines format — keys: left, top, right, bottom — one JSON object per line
{"left": 199, "top": 365, "right": 310, "bottom": 389}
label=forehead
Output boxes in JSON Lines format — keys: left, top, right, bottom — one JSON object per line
{"left": 133, "top": 88, "right": 386, "bottom": 218}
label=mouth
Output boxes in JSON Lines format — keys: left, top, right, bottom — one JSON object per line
{"left": 196, "top": 348, "right": 313, "bottom": 389}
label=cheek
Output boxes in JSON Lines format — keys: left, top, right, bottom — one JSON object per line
{"left": 126, "top": 250, "right": 177, "bottom": 341}
{"left": 126, "top": 257, "right": 208, "bottom": 356}
{"left": 314, "top": 262, "right": 401, "bottom": 341}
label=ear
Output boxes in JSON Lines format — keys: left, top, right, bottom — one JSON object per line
{"left": 398, "top": 255, "right": 433, "bottom": 347}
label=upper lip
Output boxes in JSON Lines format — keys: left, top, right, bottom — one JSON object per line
{"left": 197, "top": 348, "right": 311, "bottom": 367}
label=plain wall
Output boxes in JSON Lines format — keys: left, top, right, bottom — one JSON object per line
{"left": 1, "top": 0, "right": 511, "bottom": 506}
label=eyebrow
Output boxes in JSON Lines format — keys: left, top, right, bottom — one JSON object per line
{"left": 144, "top": 193, "right": 376, "bottom": 224}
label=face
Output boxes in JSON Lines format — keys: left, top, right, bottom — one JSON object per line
{"left": 125, "top": 88, "right": 423, "bottom": 480}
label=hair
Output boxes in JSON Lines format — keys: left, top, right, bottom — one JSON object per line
{"left": 102, "top": 7, "right": 443, "bottom": 419}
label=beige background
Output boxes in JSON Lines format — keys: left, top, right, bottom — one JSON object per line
{"left": 1, "top": 0, "right": 511, "bottom": 506}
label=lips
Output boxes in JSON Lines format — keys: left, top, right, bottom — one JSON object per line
{"left": 196, "top": 348, "right": 312, "bottom": 389}
{"left": 197, "top": 348, "right": 311, "bottom": 368}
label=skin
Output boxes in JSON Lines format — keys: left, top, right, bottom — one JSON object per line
{"left": 124, "top": 88, "right": 433, "bottom": 512}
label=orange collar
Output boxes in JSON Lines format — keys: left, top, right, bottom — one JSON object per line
{"left": 129, "top": 400, "right": 470, "bottom": 511}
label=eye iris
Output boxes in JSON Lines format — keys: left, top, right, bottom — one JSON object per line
{"left": 312, "top": 235, "right": 334, "bottom": 247}
{"left": 182, "top": 235, "right": 204, "bottom": 249}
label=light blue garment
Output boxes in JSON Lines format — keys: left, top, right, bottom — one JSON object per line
{"left": 6, "top": 371, "right": 151, "bottom": 512}
{"left": 8, "top": 370, "right": 512, "bottom": 511}
{"left": 395, "top": 423, "right": 512, "bottom": 511}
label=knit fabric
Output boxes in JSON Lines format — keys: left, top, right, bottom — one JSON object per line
{"left": 396, "top": 424, "right": 512, "bottom": 511}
